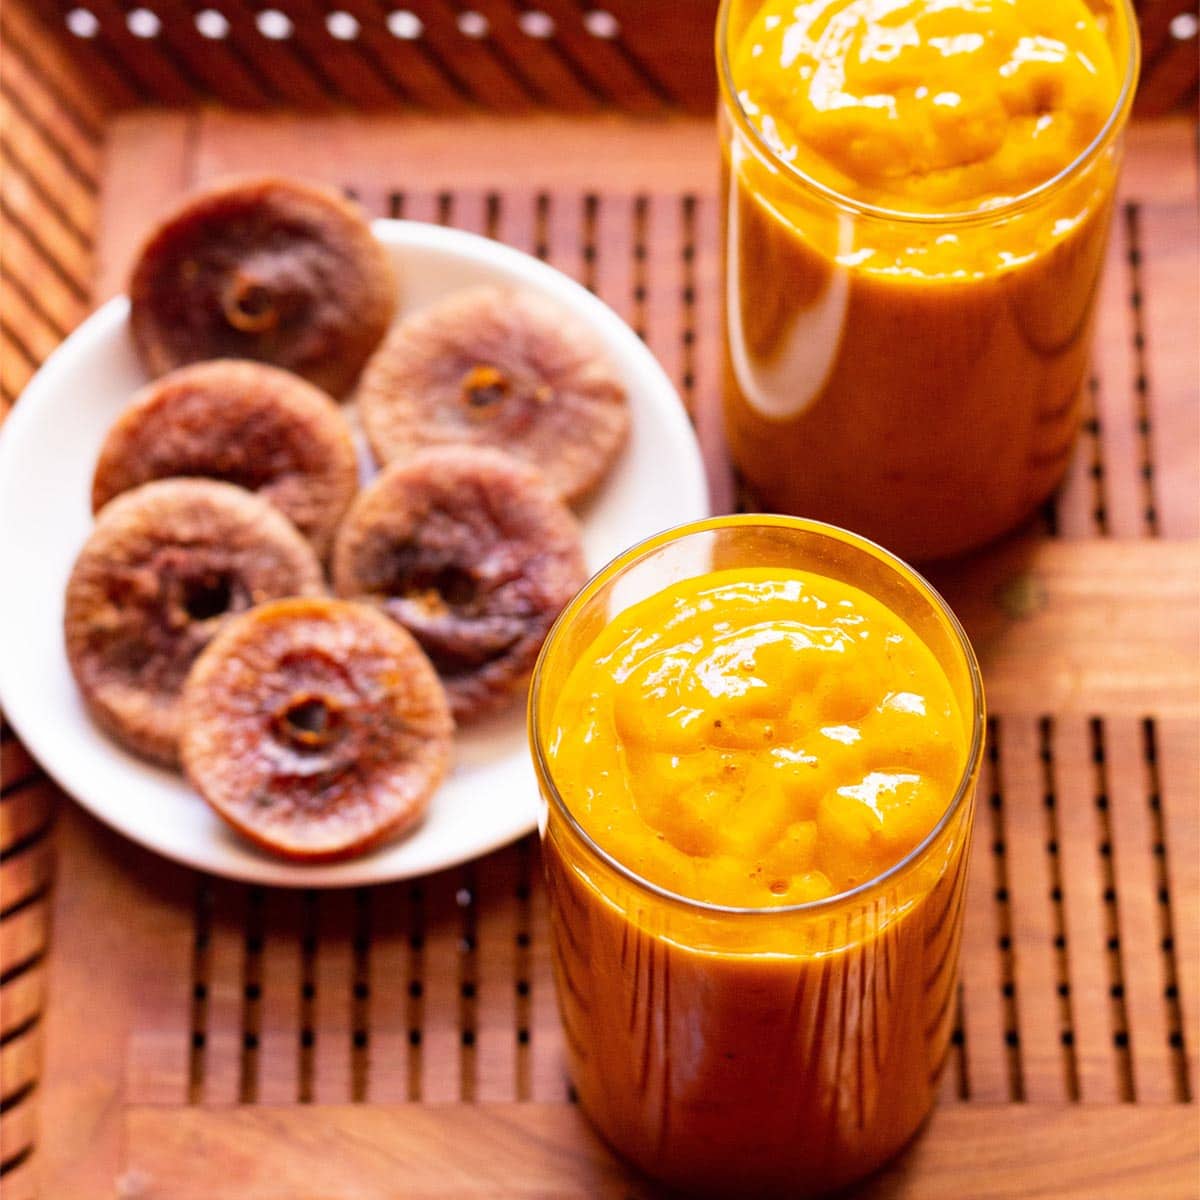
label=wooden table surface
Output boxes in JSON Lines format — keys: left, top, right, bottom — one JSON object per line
{"left": 0, "top": 8, "right": 1197, "bottom": 1191}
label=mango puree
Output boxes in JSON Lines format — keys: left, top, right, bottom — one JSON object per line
{"left": 541, "top": 565, "right": 978, "bottom": 1195}
{"left": 721, "top": 0, "right": 1135, "bottom": 560}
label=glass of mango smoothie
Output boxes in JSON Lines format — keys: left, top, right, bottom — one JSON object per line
{"left": 719, "top": 0, "right": 1139, "bottom": 561}
{"left": 530, "top": 516, "right": 984, "bottom": 1196}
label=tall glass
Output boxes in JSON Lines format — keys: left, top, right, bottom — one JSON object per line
{"left": 530, "top": 516, "right": 985, "bottom": 1197}
{"left": 718, "top": 1, "right": 1140, "bottom": 561}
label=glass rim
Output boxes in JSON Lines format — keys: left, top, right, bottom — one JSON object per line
{"left": 716, "top": 0, "right": 1141, "bottom": 227}
{"left": 528, "top": 514, "right": 986, "bottom": 920}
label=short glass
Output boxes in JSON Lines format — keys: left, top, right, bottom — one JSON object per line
{"left": 717, "top": 1, "right": 1140, "bottom": 561}
{"left": 530, "top": 516, "right": 985, "bottom": 1197}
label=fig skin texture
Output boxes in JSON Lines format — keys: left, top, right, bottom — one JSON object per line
{"left": 92, "top": 360, "right": 359, "bottom": 558}
{"left": 181, "top": 597, "right": 454, "bottom": 862}
{"left": 128, "top": 177, "right": 396, "bottom": 398}
{"left": 64, "top": 478, "right": 325, "bottom": 767}
{"left": 332, "top": 446, "right": 588, "bottom": 724}
{"left": 359, "top": 286, "right": 629, "bottom": 506}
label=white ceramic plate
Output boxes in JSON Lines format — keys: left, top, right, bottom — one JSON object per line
{"left": 0, "top": 220, "right": 710, "bottom": 887}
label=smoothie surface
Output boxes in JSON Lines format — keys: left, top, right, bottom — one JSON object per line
{"left": 732, "top": 0, "right": 1121, "bottom": 214}
{"left": 547, "top": 568, "right": 968, "bottom": 907}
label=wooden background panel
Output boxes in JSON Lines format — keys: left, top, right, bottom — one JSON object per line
{"left": 21, "top": 0, "right": 1200, "bottom": 117}
{"left": 0, "top": 15, "right": 1196, "bottom": 1187}
{"left": 118, "top": 1103, "right": 1200, "bottom": 1199}
{"left": 929, "top": 539, "right": 1199, "bottom": 718}
{"left": 89, "top": 110, "right": 1200, "bottom": 304}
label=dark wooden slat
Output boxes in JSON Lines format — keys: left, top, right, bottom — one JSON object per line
{"left": 1104, "top": 717, "right": 1176, "bottom": 1102}
{"left": 1137, "top": 202, "right": 1200, "bottom": 536}
{"left": 417, "top": 867, "right": 465, "bottom": 1103}
{"left": 360, "top": 879, "right": 416, "bottom": 1103}
{"left": 1136, "top": 0, "right": 1194, "bottom": 64}
{"left": 4, "top": 0, "right": 133, "bottom": 117}
{"left": 1136, "top": 26, "right": 1200, "bottom": 117}
{"left": 526, "top": 843, "right": 568, "bottom": 1103}
{"left": 1, "top": 220, "right": 85, "bottom": 339}
{"left": 0, "top": 840, "right": 54, "bottom": 918}
{"left": 276, "top": 0, "right": 406, "bottom": 108}
{"left": 0, "top": 1095, "right": 38, "bottom": 1165}
{"left": 141, "top": 2, "right": 275, "bottom": 108}
{"left": 0, "top": 169, "right": 93, "bottom": 299}
{"left": 310, "top": 889, "right": 357, "bottom": 1103}
{"left": 463, "top": 0, "right": 601, "bottom": 110}
{"left": 473, "top": 845, "right": 521, "bottom": 1102}
{"left": 594, "top": 0, "right": 716, "bottom": 110}
{"left": 640, "top": 193, "right": 684, "bottom": 399}
{"left": 66, "top": 0, "right": 199, "bottom": 105}
{"left": 334, "top": 0, "right": 472, "bottom": 111}
{"left": 254, "top": 888, "right": 306, "bottom": 1105}
{"left": 590, "top": 192, "right": 635, "bottom": 325}
{"left": 400, "top": 0, "right": 534, "bottom": 109}
{"left": 0, "top": 1160, "right": 37, "bottom": 1200}
{"left": 1, "top": 737, "right": 42, "bottom": 796}
{"left": 959, "top": 738, "right": 1011, "bottom": 1103}
{"left": 1091, "top": 208, "right": 1146, "bottom": 536}
{"left": 1000, "top": 716, "right": 1069, "bottom": 1102}
{"left": 1156, "top": 718, "right": 1199, "bottom": 1095}
{"left": 1054, "top": 718, "right": 1123, "bottom": 1102}
{"left": 527, "top": 0, "right": 666, "bottom": 112}
{"left": 0, "top": 44, "right": 101, "bottom": 188}
{"left": 0, "top": 969, "right": 44, "bottom": 1042}
{"left": 0, "top": 275, "right": 68, "bottom": 369}
{"left": 542, "top": 190, "right": 585, "bottom": 285}
{"left": 203, "top": 0, "right": 335, "bottom": 107}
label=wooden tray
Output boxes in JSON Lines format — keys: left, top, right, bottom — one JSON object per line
{"left": 1, "top": 3, "right": 1197, "bottom": 1196}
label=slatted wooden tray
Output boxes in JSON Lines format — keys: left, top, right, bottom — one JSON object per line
{"left": 2, "top": 2, "right": 1198, "bottom": 1196}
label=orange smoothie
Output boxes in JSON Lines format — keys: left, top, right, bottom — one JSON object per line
{"left": 720, "top": 0, "right": 1138, "bottom": 560}
{"left": 531, "top": 518, "right": 983, "bottom": 1196}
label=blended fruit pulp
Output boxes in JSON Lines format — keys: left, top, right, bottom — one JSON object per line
{"left": 722, "top": 0, "right": 1132, "bottom": 560}
{"left": 542, "top": 567, "right": 976, "bottom": 1195}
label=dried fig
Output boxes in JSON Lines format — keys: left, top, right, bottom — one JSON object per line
{"left": 181, "top": 597, "right": 453, "bottom": 861}
{"left": 92, "top": 360, "right": 359, "bottom": 558}
{"left": 359, "top": 286, "right": 629, "bottom": 506}
{"left": 129, "top": 177, "right": 396, "bottom": 397}
{"left": 332, "top": 446, "right": 588, "bottom": 723}
{"left": 64, "top": 479, "right": 324, "bottom": 766}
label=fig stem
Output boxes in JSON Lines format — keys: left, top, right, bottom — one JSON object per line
{"left": 461, "top": 364, "right": 509, "bottom": 412}
{"left": 223, "top": 272, "right": 279, "bottom": 333}
{"left": 273, "top": 693, "right": 343, "bottom": 751}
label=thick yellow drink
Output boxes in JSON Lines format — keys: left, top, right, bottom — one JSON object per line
{"left": 531, "top": 517, "right": 984, "bottom": 1196}
{"left": 551, "top": 567, "right": 967, "bottom": 906}
{"left": 720, "top": 0, "right": 1139, "bottom": 560}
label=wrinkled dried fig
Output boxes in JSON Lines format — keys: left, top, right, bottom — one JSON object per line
{"left": 129, "top": 177, "right": 395, "bottom": 397}
{"left": 332, "top": 446, "right": 588, "bottom": 723}
{"left": 92, "top": 360, "right": 359, "bottom": 558}
{"left": 64, "top": 479, "right": 324, "bottom": 766}
{"left": 181, "top": 597, "right": 453, "bottom": 861}
{"left": 359, "top": 286, "right": 629, "bottom": 505}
